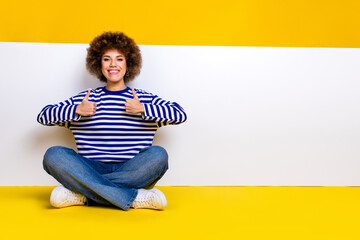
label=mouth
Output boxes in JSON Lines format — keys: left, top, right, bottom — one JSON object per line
{"left": 108, "top": 69, "right": 120, "bottom": 74}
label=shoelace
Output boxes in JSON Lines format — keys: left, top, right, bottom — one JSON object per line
{"left": 132, "top": 191, "right": 156, "bottom": 208}
{"left": 62, "top": 190, "right": 86, "bottom": 205}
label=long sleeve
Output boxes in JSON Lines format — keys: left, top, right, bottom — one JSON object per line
{"left": 36, "top": 86, "right": 186, "bottom": 163}
{"left": 37, "top": 96, "right": 81, "bottom": 128}
{"left": 138, "top": 89, "right": 187, "bottom": 127}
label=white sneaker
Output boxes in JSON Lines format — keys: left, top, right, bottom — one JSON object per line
{"left": 50, "top": 186, "right": 87, "bottom": 208}
{"left": 131, "top": 188, "right": 167, "bottom": 210}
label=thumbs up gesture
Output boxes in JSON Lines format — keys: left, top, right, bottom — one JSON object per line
{"left": 125, "top": 88, "right": 145, "bottom": 114}
{"left": 75, "top": 90, "right": 97, "bottom": 116}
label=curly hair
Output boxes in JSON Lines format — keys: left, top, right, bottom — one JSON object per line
{"left": 86, "top": 32, "right": 142, "bottom": 83}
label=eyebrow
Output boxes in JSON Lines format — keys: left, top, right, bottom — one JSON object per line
{"left": 103, "top": 54, "right": 124, "bottom": 58}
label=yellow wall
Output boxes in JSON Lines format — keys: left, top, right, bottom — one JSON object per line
{"left": 1, "top": 0, "right": 359, "bottom": 47}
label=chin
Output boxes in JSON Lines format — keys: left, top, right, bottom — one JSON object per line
{"left": 107, "top": 78, "right": 125, "bottom": 84}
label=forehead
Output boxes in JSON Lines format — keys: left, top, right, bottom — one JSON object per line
{"left": 102, "top": 49, "right": 124, "bottom": 57}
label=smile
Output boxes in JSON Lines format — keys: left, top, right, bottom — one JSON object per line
{"left": 108, "top": 70, "right": 120, "bottom": 74}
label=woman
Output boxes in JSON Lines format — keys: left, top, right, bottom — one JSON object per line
{"left": 37, "top": 32, "right": 187, "bottom": 210}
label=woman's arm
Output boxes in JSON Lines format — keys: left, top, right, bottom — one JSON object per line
{"left": 37, "top": 90, "right": 95, "bottom": 127}
{"left": 126, "top": 88, "right": 187, "bottom": 127}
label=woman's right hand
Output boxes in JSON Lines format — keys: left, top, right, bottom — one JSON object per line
{"left": 75, "top": 90, "right": 97, "bottom": 116}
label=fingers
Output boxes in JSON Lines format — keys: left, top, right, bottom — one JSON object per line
{"left": 89, "top": 102, "right": 97, "bottom": 116}
{"left": 125, "top": 99, "right": 134, "bottom": 113}
{"left": 86, "top": 90, "right": 96, "bottom": 116}
{"left": 76, "top": 90, "right": 97, "bottom": 116}
{"left": 83, "top": 90, "right": 91, "bottom": 101}
{"left": 125, "top": 101, "right": 130, "bottom": 112}
{"left": 132, "top": 88, "right": 139, "bottom": 99}
{"left": 84, "top": 102, "right": 97, "bottom": 116}
{"left": 125, "top": 98, "right": 144, "bottom": 114}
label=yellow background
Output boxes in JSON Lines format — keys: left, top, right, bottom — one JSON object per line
{"left": 2, "top": 186, "right": 360, "bottom": 239}
{"left": 1, "top": 0, "right": 359, "bottom": 47}
{"left": 1, "top": 2, "right": 360, "bottom": 239}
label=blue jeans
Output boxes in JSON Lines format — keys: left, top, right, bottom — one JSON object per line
{"left": 43, "top": 145, "right": 168, "bottom": 210}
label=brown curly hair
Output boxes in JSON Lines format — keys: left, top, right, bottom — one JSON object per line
{"left": 86, "top": 32, "right": 142, "bottom": 83}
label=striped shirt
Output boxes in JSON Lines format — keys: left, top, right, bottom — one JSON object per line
{"left": 37, "top": 86, "right": 187, "bottom": 162}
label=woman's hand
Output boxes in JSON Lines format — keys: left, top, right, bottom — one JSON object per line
{"left": 125, "top": 88, "right": 145, "bottom": 114}
{"left": 75, "top": 90, "right": 97, "bottom": 116}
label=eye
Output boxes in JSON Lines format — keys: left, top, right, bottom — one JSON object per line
{"left": 117, "top": 58, "right": 124, "bottom": 61}
{"left": 103, "top": 58, "right": 110, "bottom": 61}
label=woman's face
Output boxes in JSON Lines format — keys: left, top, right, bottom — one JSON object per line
{"left": 101, "top": 49, "right": 127, "bottom": 84}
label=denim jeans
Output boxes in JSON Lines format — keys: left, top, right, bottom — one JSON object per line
{"left": 43, "top": 145, "right": 168, "bottom": 210}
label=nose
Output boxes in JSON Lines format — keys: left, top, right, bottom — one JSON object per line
{"left": 110, "top": 59, "right": 116, "bottom": 67}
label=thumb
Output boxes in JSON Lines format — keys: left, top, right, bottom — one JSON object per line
{"left": 132, "top": 88, "right": 139, "bottom": 100}
{"left": 83, "top": 90, "right": 90, "bottom": 101}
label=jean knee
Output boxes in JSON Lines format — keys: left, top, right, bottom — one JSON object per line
{"left": 150, "top": 146, "right": 169, "bottom": 170}
{"left": 43, "top": 146, "right": 69, "bottom": 171}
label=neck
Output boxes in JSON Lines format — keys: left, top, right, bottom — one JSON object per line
{"left": 105, "top": 81, "right": 127, "bottom": 91}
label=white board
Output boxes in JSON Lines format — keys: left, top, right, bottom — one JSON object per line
{"left": 0, "top": 42, "right": 359, "bottom": 186}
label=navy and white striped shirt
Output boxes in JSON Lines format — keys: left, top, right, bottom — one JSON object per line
{"left": 37, "top": 86, "right": 187, "bottom": 162}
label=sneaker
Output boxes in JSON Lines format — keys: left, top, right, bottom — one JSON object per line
{"left": 50, "top": 185, "right": 87, "bottom": 208}
{"left": 131, "top": 188, "right": 167, "bottom": 210}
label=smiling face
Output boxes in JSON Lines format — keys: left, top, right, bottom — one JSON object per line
{"left": 101, "top": 49, "right": 127, "bottom": 88}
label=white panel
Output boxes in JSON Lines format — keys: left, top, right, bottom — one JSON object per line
{"left": 0, "top": 42, "right": 359, "bottom": 186}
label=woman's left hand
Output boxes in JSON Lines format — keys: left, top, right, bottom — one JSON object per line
{"left": 125, "top": 88, "right": 145, "bottom": 114}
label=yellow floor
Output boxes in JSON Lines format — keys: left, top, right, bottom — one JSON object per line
{"left": 1, "top": 187, "right": 360, "bottom": 239}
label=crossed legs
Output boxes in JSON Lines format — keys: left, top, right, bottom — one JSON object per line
{"left": 43, "top": 146, "right": 168, "bottom": 210}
